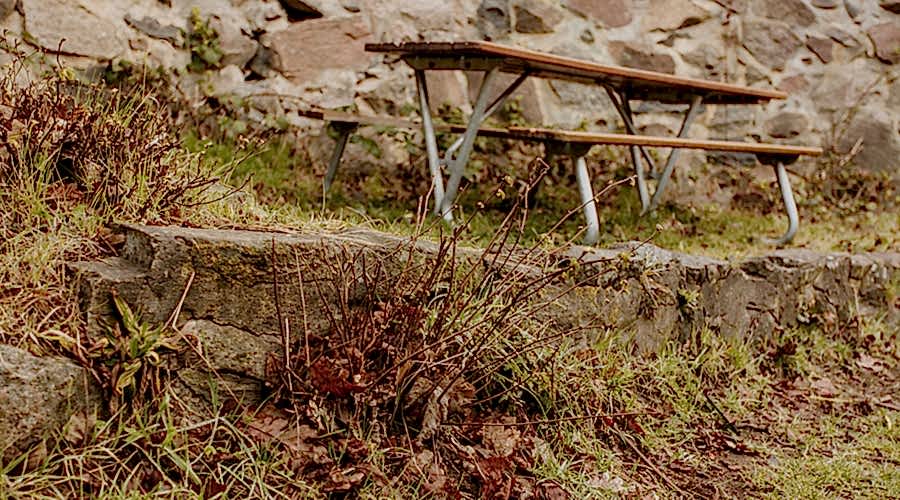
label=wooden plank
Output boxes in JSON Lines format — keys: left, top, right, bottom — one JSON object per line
{"left": 504, "top": 127, "right": 823, "bottom": 156}
{"left": 366, "top": 41, "right": 787, "bottom": 105}
{"left": 297, "top": 109, "right": 822, "bottom": 157}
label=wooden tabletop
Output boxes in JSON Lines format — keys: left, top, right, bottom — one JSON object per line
{"left": 366, "top": 41, "right": 787, "bottom": 105}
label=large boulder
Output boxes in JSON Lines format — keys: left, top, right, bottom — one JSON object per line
{"left": 837, "top": 109, "right": 900, "bottom": 174}
{"left": 0, "top": 345, "right": 101, "bottom": 459}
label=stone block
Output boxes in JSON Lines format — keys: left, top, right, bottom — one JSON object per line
{"left": 263, "top": 15, "right": 373, "bottom": 83}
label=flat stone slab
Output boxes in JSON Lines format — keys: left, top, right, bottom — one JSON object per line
{"left": 69, "top": 224, "right": 899, "bottom": 403}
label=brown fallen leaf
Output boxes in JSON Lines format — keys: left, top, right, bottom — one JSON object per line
{"left": 855, "top": 353, "right": 885, "bottom": 373}
{"left": 810, "top": 377, "right": 839, "bottom": 398}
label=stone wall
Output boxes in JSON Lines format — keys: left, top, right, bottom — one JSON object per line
{"left": 2, "top": 0, "right": 899, "bottom": 179}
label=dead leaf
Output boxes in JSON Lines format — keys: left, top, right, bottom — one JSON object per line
{"left": 855, "top": 354, "right": 884, "bottom": 373}
{"left": 483, "top": 418, "right": 521, "bottom": 457}
{"left": 810, "top": 377, "right": 839, "bottom": 398}
{"left": 585, "top": 472, "right": 627, "bottom": 493}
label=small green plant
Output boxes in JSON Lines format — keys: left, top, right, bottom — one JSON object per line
{"left": 186, "top": 8, "right": 223, "bottom": 72}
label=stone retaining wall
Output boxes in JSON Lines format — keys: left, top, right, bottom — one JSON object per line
{"left": 2, "top": 1, "right": 899, "bottom": 182}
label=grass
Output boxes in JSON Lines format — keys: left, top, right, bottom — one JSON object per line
{"left": 1, "top": 55, "right": 898, "bottom": 498}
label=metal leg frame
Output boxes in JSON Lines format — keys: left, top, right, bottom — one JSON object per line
{"left": 323, "top": 122, "right": 356, "bottom": 192}
{"left": 604, "top": 88, "right": 655, "bottom": 211}
{"left": 767, "top": 161, "right": 799, "bottom": 245}
{"left": 646, "top": 94, "right": 704, "bottom": 213}
{"left": 438, "top": 68, "right": 501, "bottom": 221}
{"left": 443, "top": 71, "right": 530, "bottom": 161}
{"left": 574, "top": 155, "right": 601, "bottom": 245}
{"left": 415, "top": 69, "right": 446, "bottom": 212}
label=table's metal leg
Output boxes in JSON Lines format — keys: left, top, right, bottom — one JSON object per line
{"left": 621, "top": 97, "right": 652, "bottom": 211}
{"left": 604, "top": 88, "right": 653, "bottom": 211}
{"left": 415, "top": 69, "right": 446, "bottom": 213}
{"left": 323, "top": 123, "right": 355, "bottom": 192}
{"left": 767, "top": 161, "right": 799, "bottom": 245}
{"left": 575, "top": 155, "right": 600, "bottom": 245}
{"left": 439, "top": 67, "right": 500, "bottom": 220}
{"left": 443, "top": 71, "right": 529, "bottom": 162}
{"left": 604, "top": 88, "right": 658, "bottom": 174}
{"left": 645, "top": 94, "right": 704, "bottom": 213}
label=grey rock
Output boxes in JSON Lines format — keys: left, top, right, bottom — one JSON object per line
{"left": 845, "top": 0, "right": 862, "bottom": 20}
{"left": 262, "top": 15, "right": 372, "bottom": 83}
{"left": 777, "top": 74, "right": 809, "bottom": 93}
{"left": 868, "top": 23, "right": 900, "bottom": 64}
{"left": 608, "top": 41, "right": 675, "bottom": 74}
{"left": 742, "top": 20, "right": 803, "bottom": 71}
{"left": 0, "top": 345, "right": 101, "bottom": 459}
{"left": 765, "top": 112, "right": 808, "bottom": 138}
{"left": 806, "top": 35, "right": 834, "bottom": 63}
{"left": 22, "top": 0, "right": 127, "bottom": 58}
{"left": 514, "top": 0, "right": 564, "bottom": 34}
{"left": 477, "top": 0, "right": 511, "bottom": 39}
{"left": 641, "top": 0, "right": 710, "bottom": 32}
{"left": 826, "top": 26, "right": 859, "bottom": 47}
{"left": 751, "top": 0, "right": 816, "bottom": 27}
{"left": 125, "top": 15, "right": 181, "bottom": 44}
{"left": 683, "top": 45, "right": 724, "bottom": 79}
{"left": 565, "top": 0, "right": 632, "bottom": 28}
{"left": 836, "top": 109, "right": 900, "bottom": 174}
{"left": 71, "top": 224, "right": 900, "bottom": 370}
{"left": 811, "top": 0, "right": 839, "bottom": 7}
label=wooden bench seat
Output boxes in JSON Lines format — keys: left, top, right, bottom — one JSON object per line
{"left": 299, "top": 108, "right": 822, "bottom": 158}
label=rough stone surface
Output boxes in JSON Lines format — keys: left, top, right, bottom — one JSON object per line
{"left": 868, "top": 23, "right": 900, "bottom": 64}
{"left": 22, "top": 0, "right": 128, "bottom": 58}
{"left": 608, "top": 41, "right": 676, "bottom": 74}
{"left": 125, "top": 14, "right": 181, "bottom": 44}
{"left": 836, "top": 109, "right": 900, "bottom": 173}
{"left": 514, "top": 0, "right": 564, "bottom": 34}
{"left": 812, "top": 0, "right": 839, "bottom": 7}
{"left": 263, "top": 15, "right": 373, "bottom": 83}
{"left": 565, "top": 0, "right": 632, "bottom": 28}
{"left": 0, "top": 345, "right": 101, "bottom": 459}
{"left": 765, "top": 112, "right": 809, "bottom": 138}
{"left": 751, "top": 0, "right": 816, "bottom": 27}
{"left": 70, "top": 224, "right": 900, "bottom": 396}
{"left": 806, "top": 36, "right": 834, "bottom": 63}
{"left": 641, "top": 0, "right": 709, "bottom": 32}
{"left": 742, "top": 20, "right": 803, "bottom": 70}
{"left": 477, "top": 0, "right": 511, "bottom": 39}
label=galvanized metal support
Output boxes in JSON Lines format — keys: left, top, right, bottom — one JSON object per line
{"left": 439, "top": 67, "right": 501, "bottom": 220}
{"left": 768, "top": 161, "right": 799, "bottom": 245}
{"left": 323, "top": 122, "right": 356, "bottom": 192}
{"left": 415, "top": 69, "right": 446, "bottom": 212}
{"left": 645, "top": 94, "right": 704, "bottom": 213}
{"left": 443, "top": 71, "right": 530, "bottom": 163}
{"left": 574, "top": 155, "right": 600, "bottom": 245}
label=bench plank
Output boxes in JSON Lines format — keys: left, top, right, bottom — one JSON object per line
{"left": 299, "top": 109, "right": 822, "bottom": 157}
{"left": 366, "top": 41, "right": 787, "bottom": 105}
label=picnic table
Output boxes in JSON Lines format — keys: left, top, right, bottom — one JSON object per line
{"left": 351, "top": 41, "right": 821, "bottom": 244}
